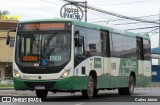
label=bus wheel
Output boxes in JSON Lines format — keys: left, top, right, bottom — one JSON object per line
{"left": 93, "top": 89, "right": 99, "bottom": 97}
{"left": 118, "top": 75, "right": 135, "bottom": 95}
{"left": 35, "top": 90, "right": 48, "bottom": 100}
{"left": 82, "top": 75, "right": 94, "bottom": 99}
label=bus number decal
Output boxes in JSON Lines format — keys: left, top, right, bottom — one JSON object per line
{"left": 50, "top": 56, "right": 61, "bottom": 61}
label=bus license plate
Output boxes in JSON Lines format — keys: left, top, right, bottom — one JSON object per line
{"left": 35, "top": 86, "right": 45, "bottom": 90}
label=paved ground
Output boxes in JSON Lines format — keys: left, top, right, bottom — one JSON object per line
{"left": 0, "top": 87, "right": 160, "bottom": 105}
{"left": 0, "top": 87, "right": 160, "bottom": 100}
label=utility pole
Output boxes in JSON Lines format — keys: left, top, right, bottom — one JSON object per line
{"left": 84, "top": 1, "right": 87, "bottom": 22}
{"left": 159, "top": 8, "right": 160, "bottom": 65}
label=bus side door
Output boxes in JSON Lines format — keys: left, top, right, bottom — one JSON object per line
{"left": 136, "top": 37, "right": 144, "bottom": 76}
{"left": 100, "top": 30, "right": 111, "bottom": 88}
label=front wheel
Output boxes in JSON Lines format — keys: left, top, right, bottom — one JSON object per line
{"left": 35, "top": 90, "right": 48, "bottom": 100}
{"left": 82, "top": 75, "right": 94, "bottom": 99}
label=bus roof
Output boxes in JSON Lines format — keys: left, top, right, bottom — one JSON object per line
{"left": 19, "top": 18, "right": 150, "bottom": 40}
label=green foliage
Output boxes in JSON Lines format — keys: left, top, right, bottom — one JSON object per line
{"left": 0, "top": 83, "right": 13, "bottom": 87}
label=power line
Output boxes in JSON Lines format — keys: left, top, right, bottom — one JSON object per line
{"left": 38, "top": 0, "right": 116, "bottom": 21}
{"left": 126, "top": 26, "right": 159, "bottom": 30}
{"left": 104, "top": 14, "right": 160, "bottom": 22}
{"left": 39, "top": 0, "right": 159, "bottom": 26}
{"left": 114, "top": 20, "right": 159, "bottom": 25}
{"left": 62, "top": 0, "right": 158, "bottom": 24}
{"left": 91, "top": 15, "right": 159, "bottom": 24}
{"left": 91, "top": 0, "right": 152, "bottom": 6}
{"left": 106, "top": 14, "right": 159, "bottom": 22}
{"left": 149, "top": 32, "right": 159, "bottom": 36}
{"left": 39, "top": 0, "right": 62, "bottom": 6}
{"left": 137, "top": 28, "right": 158, "bottom": 35}
{"left": 87, "top": 5, "right": 159, "bottom": 24}
{"left": 148, "top": 28, "right": 159, "bottom": 33}
{"left": 88, "top": 10, "right": 114, "bottom": 20}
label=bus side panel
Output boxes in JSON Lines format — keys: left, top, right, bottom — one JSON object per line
{"left": 97, "top": 57, "right": 136, "bottom": 89}
{"left": 110, "top": 58, "right": 138, "bottom": 88}
{"left": 97, "top": 74, "right": 111, "bottom": 89}
{"left": 97, "top": 57, "right": 111, "bottom": 88}
{"left": 97, "top": 75, "right": 129, "bottom": 89}
{"left": 143, "top": 61, "right": 152, "bottom": 77}
{"left": 136, "top": 76, "right": 151, "bottom": 87}
{"left": 143, "top": 60, "right": 152, "bottom": 86}
{"left": 136, "top": 60, "right": 151, "bottom": 87}
{"left": 74, "top": 57, "right": 103, "bottom": 89}
{"left": 74, "top": 76, "right": 88, "bottom": 90}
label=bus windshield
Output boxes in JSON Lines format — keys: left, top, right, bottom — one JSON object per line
{"left": 15, "top": 31, "right": 71, "bottom": 67}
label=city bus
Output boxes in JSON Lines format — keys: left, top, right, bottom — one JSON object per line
{"left": 6, "top": 18, "right": 151, "bottom": 99}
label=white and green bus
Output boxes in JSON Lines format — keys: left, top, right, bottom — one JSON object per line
{"left": 6, "top": 18, "right": 151, "bottom": 99}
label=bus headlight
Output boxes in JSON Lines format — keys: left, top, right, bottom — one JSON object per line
{"left": 14, "top": 70, "right": 21, "bottom": 78}
{"left": 59, "top": 68, "right": 72, "bottom": 79}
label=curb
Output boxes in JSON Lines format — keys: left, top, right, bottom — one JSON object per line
{"left": 147, "top": 82, "right": 160, "bottom": 87}
{"left": 0, "top": 87, "right": 14, "bottom": 90}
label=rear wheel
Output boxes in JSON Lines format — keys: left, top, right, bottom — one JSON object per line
{"left": 82, "top": 75, "right": 94, "bottom": 99}
{"left": 118, "top": 75, "right": 135, "bottom": 95}
{"left": 93, "top": 89, "right": 99, "bottom": 97}
{"left": 35, "top": 90, "right": 48, "bottom": 100}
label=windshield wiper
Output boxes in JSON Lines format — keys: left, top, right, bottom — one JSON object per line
{"left": 44, "top": 34, "right": 55, "bottom": 47}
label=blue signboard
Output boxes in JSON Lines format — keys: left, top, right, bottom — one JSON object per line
{"left": 152, "top": 65, "right": 160, "bottom": 82}
{"left": 41, "top": 59, "right": 48, "bottom": 66}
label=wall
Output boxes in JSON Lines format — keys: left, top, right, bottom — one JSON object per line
{"left": 0, "top": 63, "right": 5, "bottom": 80}
{"left": 0, "top": 19, "right": 18, "bottom": 80}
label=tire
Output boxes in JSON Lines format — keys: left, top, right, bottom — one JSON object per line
{"left": 82, "top": 75, "right": 95, "bottom": 99}
{"left": 118, "top": 75, "right": 135, "bottom": 95}
{"left": 93, "top": 89, "right": 99, "bottom": 97}
{"left": 35, "top": 90, "right": 48, "bottom": 100}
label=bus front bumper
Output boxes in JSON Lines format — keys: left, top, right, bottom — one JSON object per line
{"left": 13, "top": 76, "right": 88, "bottom": 91}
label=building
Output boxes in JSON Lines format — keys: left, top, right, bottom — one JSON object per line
{"left": 0, "top": 19, "right": 18, "bottom": 80}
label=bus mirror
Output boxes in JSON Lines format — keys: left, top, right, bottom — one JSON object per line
{"left": 74, "top": 36, "right": 83, "bottom": 47}
{"left": 78, "top": 36, "right": 83, "bottom": 47}
{"left": 74, "top": 31, "right": 83, "bottom": 47}
{"left": 75, "top": 30, "right": 80, "bottom": 36}
{"left": 6, "top": 35, "right": 10, "bottom": 45}
{"left": 6, "top": 29, "right": 16, "bottom": 45}
{"left": 74, "top": 37, "right": 78, "bottom": 47}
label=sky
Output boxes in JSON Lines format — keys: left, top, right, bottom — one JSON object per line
{"left": 0, "top": 0, "right": 160, "bottom": 63}
{"left": 0, "top": 0, "right": 159, "bottom": 20}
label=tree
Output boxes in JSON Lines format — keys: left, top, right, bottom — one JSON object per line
{"left": 0, "top": 10, "right": 9, "bottom": 19}
{"left": 0, "top": 10, "right": 9, "bottom": 16}
{"left": 0, "top": 10, "right": 20, "bottom": 20}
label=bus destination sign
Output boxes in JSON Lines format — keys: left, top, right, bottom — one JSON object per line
{"left": 60, "top": 3, "right": 83, "bottom": 21}
{"left": 22, "top": 23, "right": 65, "bottom": 31}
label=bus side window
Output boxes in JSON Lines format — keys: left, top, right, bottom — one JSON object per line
{"left": 100, "top": 30, "right": 110, "bottom": 57}
{"left": 89, "top": 44, "right": 96, "bottom": 52}
{"left": 136, "top": 37, "right": 144, "bottom": 60}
